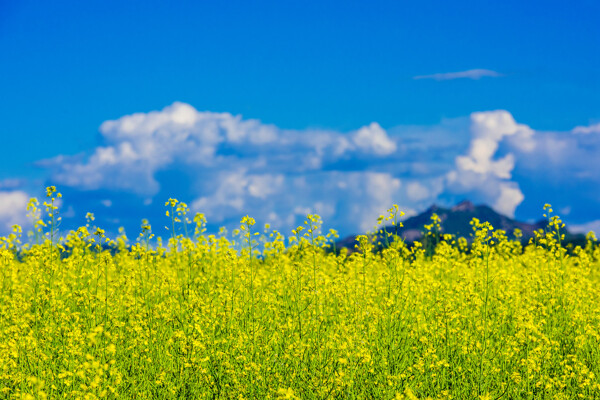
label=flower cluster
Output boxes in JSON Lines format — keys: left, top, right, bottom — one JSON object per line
{"left": 0, "top": 192, "right": 598, "bottom": 399}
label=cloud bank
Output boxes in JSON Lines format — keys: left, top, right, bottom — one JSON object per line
{"left": 413, "top": 69, "right": 503, "bottom": 81}
{"left": 24, "top": 102, "right": 600, "bottom": 237}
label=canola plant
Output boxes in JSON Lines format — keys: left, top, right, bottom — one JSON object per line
{"left": 0, "top": 188, "right": 599, "bottom": 399}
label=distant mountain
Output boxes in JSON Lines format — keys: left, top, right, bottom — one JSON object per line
{"left": 336, "top": 200, "right": 586, "bottom": 251}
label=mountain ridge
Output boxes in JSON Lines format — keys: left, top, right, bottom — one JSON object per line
{"left": 336, "top": 200, "right": 585, "bottom": 251}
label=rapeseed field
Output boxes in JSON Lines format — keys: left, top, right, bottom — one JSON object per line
{"left": 0, "top": 188, "right": 599, "bottom": 399}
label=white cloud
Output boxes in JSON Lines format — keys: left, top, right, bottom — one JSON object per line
{"left": 406, "top": 181, "right": 430, "bottom": 202}
{"left": 493, "top": 183, "right": 525, "bottom": 218}
{"left": 48, "top": 142, "right": 159, "bottom": 194}
{"left": 413, "top": 69, "right": 503, "bottom": 81}
{"left": 570, "top": 220, "right": 600, "bottom": 236}
{"left": 572, "top": 122, "right": 600, "bottom": 135}
{"left": 456, "top": 142, "right": 515, "bottom": 178}
{"left": 42, "top": 102, "right": 398, "bottom": 196}
{"left": 470, "top": 110, "right": 536, "bottom": 152}
{"left": 0, "top": 190, "right": 30, "bottom": 232}
{"left": 191, "top": 170, "right": 286, "bottom": 218}
{"left": 190, "top": 169, "right": 405, "bottom": 235}
{"left": 352, "top": 122, "right": 397, "bottom": 155}
{"left": 509, "top": 121, "right": 600, "bottom": 184}
{"left": 449, "top": 111, "right": 532, "bottom": 193}
{"left": 446, "top": 112, "right": 600, "bottom": 221}
{"left": 29, "top": 103, "right": 600, "bottom": 237}
{"left": 446, "top": 111, "right": 529, "bottom": 217}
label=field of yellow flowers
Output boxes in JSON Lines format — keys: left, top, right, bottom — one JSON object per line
{"left": 0, "top": 188, "right": 599, "bottom": 399}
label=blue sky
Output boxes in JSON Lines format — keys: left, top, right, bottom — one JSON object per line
{"left": 1, "top": 0, "right": 599, "bottom": 238}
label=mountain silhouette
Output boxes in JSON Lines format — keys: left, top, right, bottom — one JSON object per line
{"left": 336, "top": 200, "right": 585, "bottom": 251}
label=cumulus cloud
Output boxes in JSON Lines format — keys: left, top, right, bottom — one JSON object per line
{"left": 445, "top": 111, "right": 533, "bottom": 217}
{"left": 413, "top": 69, "right": 503, "bottom": 81}
{"left": 448, "top": 113, "right": 600, "bottom": 221}
{"left": 493, "top": 183, "right": 525, "bottom": 218}
{"left": 406, "top": 181, "right": 430, "bottom": 202}
{"left": 0, "top": 190, "right": 30, "bottom": 232}
{"left": 36, "top": 102, "right": 410, "bottom": 235}
{"left": 41, "top": 102, "right": 398, "bottom": 197}
{"left": 352, "top": 122, "right": 397, "bottom": 155}
{"left": 510, "top": 120, "right": 600, "bottom": 183}
{"left": 190, "top": 170, "right": 404, "bottom": 235}
{"left": 28, "top": 103, "right": 600, "bottom": 237}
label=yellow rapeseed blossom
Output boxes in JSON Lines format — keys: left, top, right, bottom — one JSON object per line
{"left": 0, "top": 193, "right": 598, "bottom": 399}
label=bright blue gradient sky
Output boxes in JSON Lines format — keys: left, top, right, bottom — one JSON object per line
{"left": 1, "top": 0, "right": 599, "bottom": 238}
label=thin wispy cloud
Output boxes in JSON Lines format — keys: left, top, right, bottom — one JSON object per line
{"left": 414, "top": 69, "right": 503, "bottom": 81}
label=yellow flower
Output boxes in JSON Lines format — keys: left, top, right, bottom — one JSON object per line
{"left": 45, "top": 186, "right": 56, "bottom": 197}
